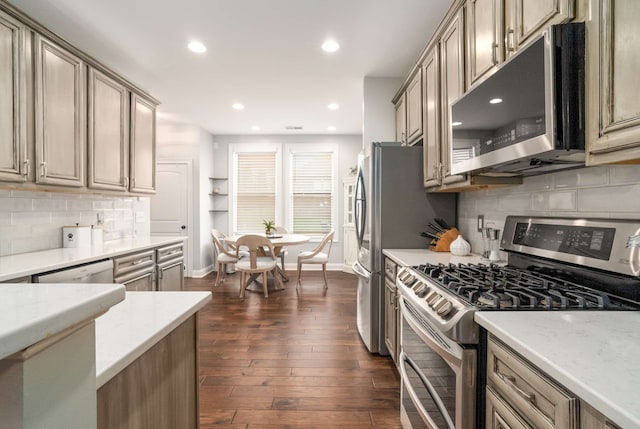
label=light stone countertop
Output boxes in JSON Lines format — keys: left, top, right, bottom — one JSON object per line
{"left": 0, "top": 236, "right": 186, "bottom": 282}
{"left": 382, "top": 248, "right": 489, "bottom": 267}
{"left": 0, "top": 283, "right": 125, "bottom": 360}
{"left": 95, "top": 291, "right": 211, "bottom": 388}
{"left": 477, "top": 312, "right": 640, "bottom": 429}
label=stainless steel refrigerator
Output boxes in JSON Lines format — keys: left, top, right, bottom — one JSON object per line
{"left": 352, "top": 142, "right": 456, "bottom": 354}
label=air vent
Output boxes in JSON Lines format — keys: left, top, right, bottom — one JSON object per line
{"left": 285, "top": 126, "right": 303, "bottom": 130}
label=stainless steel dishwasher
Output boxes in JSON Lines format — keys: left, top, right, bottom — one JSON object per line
{"left": 33, "top": 259, "right": 114, "bottom": 283}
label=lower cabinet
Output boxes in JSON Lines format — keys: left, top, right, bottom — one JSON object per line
{"left": 485, "top": 334, "right": 621, "bottom": 429}
{"left": 156, "top": 242, "right": 185, "bottom": 291}
{"left": 383, "top": 257, "right": 400, "bottom": 364}
{"left": 97, "top": 314, "right": 198, "bottom": 429}
{"left": 113, "top": 249, "right": 156, "bottom": 291}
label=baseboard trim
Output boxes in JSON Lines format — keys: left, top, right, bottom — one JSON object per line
{"left": 282, "top": 262, "right": 343, "bottom": 271}
{"left": 190, "top": 265, "right": 214, "bottom": 278}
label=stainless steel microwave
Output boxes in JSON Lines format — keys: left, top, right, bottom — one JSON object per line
{"left": 450, "top": 23, "right": 585, "bottom": 176}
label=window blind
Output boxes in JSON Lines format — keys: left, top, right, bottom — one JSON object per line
{"left": 290, "top": 152, "right": 333, "bottom": 236}
{"left": 235, "top": 152, "right": 276, "bottom": 233}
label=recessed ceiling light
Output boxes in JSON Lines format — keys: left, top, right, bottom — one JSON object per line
{"left": 232, "top": 103, "right": 245, "bottom": 110}
{"left": 327, "top": 126, "right": 337, "bottom": 131}
{"left": 452, "top": 121, "right": 462, "bottom": 127}
{"left": 322, "top": 40, "right": 340, "bottom": 52}
{"left": 187, "top": 41, "right": 207, "bottom": 53}
{"left": 250, "top": 125, "right": 261, "bottom": 131}
{"left": 327, "top": 103, "right": 339, "bottom": 110}
{"left": 489, "top": 98, "right": 503, "bottom": 104}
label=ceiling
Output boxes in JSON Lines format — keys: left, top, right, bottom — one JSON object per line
{"left": 8, "top": 0, "right": 452, "bottom": 135}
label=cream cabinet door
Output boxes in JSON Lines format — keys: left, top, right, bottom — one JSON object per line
{"left": 130, "top": 93, "right": 156, "bottom": 193}
{"left": 0, "top": 11, "right": 27, "bottom": 183}
{"left": 422, "top": 47, "right": 441, "bottom": 188}
{"left": 466, "top": 0, "right": 504, "bottom": 86}
{"left": 406, "top": 69, "right": 423, "bottom": 144}
{"left": 587, "top": 0, "right": 640, "bottom": 165}
{"left": 88, "top": 68, "right": 129, "bottom": 191}
{"left": 439, "top": 8, "right": 466, "bottom": 185}
{"left": 507, "top": 0, "right": 574, "bottom": 55}
{"left": 34, "top": 35, "right": 85, "bottom": 187}
{"left": 394, "top": 95, "right": 406, "bottom": 144}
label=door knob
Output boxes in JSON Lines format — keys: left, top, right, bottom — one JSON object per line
{"left": 181, "top": 225, "right": 186, "bottom": 230}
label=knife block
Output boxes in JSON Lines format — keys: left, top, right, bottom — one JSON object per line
{"left": 429, "top": 228, "right": 460, "bottom": 252}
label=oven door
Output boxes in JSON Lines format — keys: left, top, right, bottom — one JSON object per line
{"left": 399, "top": 296, "right": 476, "bottom": 429}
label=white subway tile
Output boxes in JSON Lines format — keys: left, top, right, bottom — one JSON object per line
{"left": 0, "top": 225, "right": 32, "bottom": 239}
{"left": 532, "top": 191, "right": 576, "bottom": 211}
{"left": 33, "top": 198, "right": 68, "bottom": 211}
{"left": 11, "top": 190, "right": 51, "bottom": 199}
{"left": 10, "top": 238, "right": 53, "bottom": 255}
{"left": 67, "top": 199, "right": 94, "bottom": 211}
{"left": 577, "top": 184, "right": 640, "bottom": 212}
{"left": 80, "top": 211, "right": 100, "bottom": 225}
{"left": 11, "top": 211, "right": 51, "bottom": 225}
{"left": 93, "top": 200, "right": 114, "bottom": 210}
{"left": 0, "top": 197, "right": 32, "bottom": 211}
{"left": 519, "top": 174, "right": 552, "bottom": 191}
{"left": 609, "top": 165, "right": 640, "bottom": 185}
{"left": 552, "top": 166, "right": 608, "bottom": 189}
{"left": 51, "top": 212, "right": 80, "bottom": 225}
{"left": 32, "top": 224, "right": 63, "bottom": 238}
{"left": 475, "top": 196, "right": 500, "bottom": 212}
{"left": 0, "top": 240, "right": 10, "bottom": 256}
{"left": 498, "top": 194, "right": 532, "bottom": 212}
{"left": 0, "top": 189, "right": 10, "bottom": 196}
{"left": 0, "top": 212, "right": 9, "bottom": 225}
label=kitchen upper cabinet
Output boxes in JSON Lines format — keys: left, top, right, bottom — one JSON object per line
{"left": 0, "top": 10, "right": 27, "bottom": 183}
{"left": 422, "top": 47, "right": 441, "bottom": 187}
{"left": 34, "top": 35, "right": 86, "bottom": 187}
{"left": 586, "top": 0, "right": 640, "bottom": 165}
{"left": 506, "top": 0, "right": 574, "bottom": 55}
{"left": 394, "top": 94, "right": 406, "bottom": 144}
{"left": 88, "top": 68, "right": 129, "bottom": 191}
{"left": 439, "top": 8, "right": 466, "bottom": 186}
{"left": 394, "top": 69, "right": 424, "bottom": 146}
{"left": 405, "top": 69, "right": 423, "bottom": 145}
{"left": 466, "top": 0, "right": 504, "bottom": 86}
{"left": 466, "top": 0, "right": 574, "bottom": 86}
{"left": 129, "top": 93, "right": 156, "bottom": 194}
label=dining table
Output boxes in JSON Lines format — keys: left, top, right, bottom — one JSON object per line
{"left": 222, "top": 233, "right": 310, "bottom": 291}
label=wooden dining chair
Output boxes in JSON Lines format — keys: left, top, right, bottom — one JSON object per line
{"left": 274, "top": 226, "right": 289, "bottom": 279}
{"left": 235, "top": 234, "right": 278, "bottom": 298}
{"left": 211, "top": 229, "right": 246, "bottom": 287}
{"left": 296, "top": 230, "right": 334, "bottom": 289}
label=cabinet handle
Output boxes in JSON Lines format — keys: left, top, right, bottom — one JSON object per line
{"left": 40, "top": 161, "right": 47, "bottom": 178}
{"left": 131, "top": 178, "right": 136, "bottom": 188}
{"left": 491, "top": 43, "right": 499, "bottom": 65}
{"left": 23, "top": 159, "right": 30, "bottom": 177}
{"left": 132, "top": 259, "right": 145, "bottom": 265}
{"left": 124, "top": 176, "right": 129, "bottom": 189}
{"left": 506, "top": 29, "right": 515, "bottom": 52}
{"left": 497, "top": 371, "right": 536, "bottom": 404}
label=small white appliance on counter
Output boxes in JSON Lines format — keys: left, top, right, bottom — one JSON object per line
{"left": 62, "top": 224, "right": 92, "bottom": 248}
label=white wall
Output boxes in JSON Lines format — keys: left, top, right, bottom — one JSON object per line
{"left": 211, "top": 134, "right": 362, "bottom": 268}
{"left": 458, "top": 165, "right": 640, "bottom": 259}
{"left": 363, "top": 76, "right": 402, "bottom": 153}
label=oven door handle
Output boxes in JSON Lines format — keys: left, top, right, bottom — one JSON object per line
{"left": 399, "top": 351, "right": 456, "bottom": 429}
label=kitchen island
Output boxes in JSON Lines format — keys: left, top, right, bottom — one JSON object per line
{"left": 0, "top": 283, "right": 211, "bottom": 429}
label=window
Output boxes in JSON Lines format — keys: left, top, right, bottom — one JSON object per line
{"left": 233, "top": 151, "right": 277, "bottom": 233}
{"left": 289, "top": 151, "right": 333, "bottom": 236}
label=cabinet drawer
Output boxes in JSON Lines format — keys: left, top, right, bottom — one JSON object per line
{"left": 384, "top": 258, "right": 397, "bottom": 281}
{"left": 157, "top": 243, "right": 184, "bottom": 265}
{"left": 487, "top": 336, "right": 578, "bottom": 429}
{"left": 486, "top": 386, "right": 532, "bottom": 429}
{"left": 113, "top": 250, "right": 155, "bottom": 277}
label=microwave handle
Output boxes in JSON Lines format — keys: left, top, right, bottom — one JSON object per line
{"left": 399, "top": 351, "right": 455, "bottom": 429}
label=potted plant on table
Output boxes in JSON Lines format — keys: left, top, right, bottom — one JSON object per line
{"left": 263, "top": 219, "right": 275, "bottom": 236}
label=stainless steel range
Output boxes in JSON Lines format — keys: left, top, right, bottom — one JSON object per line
{"left": 397, "top": 216, "right": 640, "bottom": 429}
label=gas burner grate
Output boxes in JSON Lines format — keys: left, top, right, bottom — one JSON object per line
{"left": 412, "top": 262, "right": 640, "bottom": 311}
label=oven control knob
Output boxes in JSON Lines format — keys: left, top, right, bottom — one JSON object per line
{"left": 426, "top": 291, "right": 441, "bottom": 305}
{"left": 413, "top": 283, "right": 425, "bottom": 294}
{"left": 430, "top": 296, "right": 445, "bottom": 309}
{"left": 436, "top": 301, "right": 454, "bottom": 317}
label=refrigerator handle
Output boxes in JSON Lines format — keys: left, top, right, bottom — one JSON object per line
{"left": 354, "top": 167, "right": 366, "bottom": 247}
{"left": 352, "top": 261, "right": 370, "bottom": 280}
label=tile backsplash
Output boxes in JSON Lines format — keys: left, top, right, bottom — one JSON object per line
{"left": 458, "top": 165, "right": 640, "bottom": 256}
{"left": 0, "top": 190, "right": 150, "bottom": 256}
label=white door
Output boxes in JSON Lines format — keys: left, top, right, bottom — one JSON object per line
{"left": 151, "top": 161, "right": 191, "bottom": 276}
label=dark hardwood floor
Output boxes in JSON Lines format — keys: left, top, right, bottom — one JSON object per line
{"left": 185, "top": 270, "right": 401, "bottom": 428}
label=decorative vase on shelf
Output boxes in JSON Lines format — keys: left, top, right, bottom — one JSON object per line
{"left": 450, "top": 235, "right": 471, "bottom": 256}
